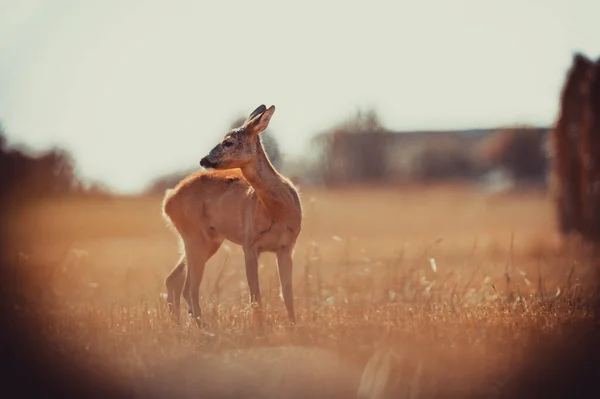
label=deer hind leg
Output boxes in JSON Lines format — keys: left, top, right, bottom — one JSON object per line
{"left": 165, "top": 254, "right": 186, "bottom": 322}
{"left": 277, "top": 247, "right": 296, "bottom": 324}
{"left": 181, "top": 235, "right": 222, "bottom": 327}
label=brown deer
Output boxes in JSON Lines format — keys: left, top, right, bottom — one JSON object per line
{"left": 162, "top": 105, "right": 302, "bottom": 326}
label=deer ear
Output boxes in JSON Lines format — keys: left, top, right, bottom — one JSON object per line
{"left": 244, "top": 105, "right": 275, "bottom": 135}
{"left": 247, "top": 105, "right": 267, "bottom": 121}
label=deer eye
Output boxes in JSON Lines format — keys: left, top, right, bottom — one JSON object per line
{"left": 223, "top": 141, "right": 234, "bottom": 148}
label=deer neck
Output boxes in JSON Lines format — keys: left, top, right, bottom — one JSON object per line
{"left": 241, "top": 139, "right": 297, "bottom": 222}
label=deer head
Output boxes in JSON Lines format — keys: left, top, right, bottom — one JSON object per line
{"left": 200, "top": 105, "right": 275, "bottom": 170}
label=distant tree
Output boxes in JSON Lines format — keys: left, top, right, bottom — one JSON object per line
{"left": 550, "top": 53, "right": 594, "bottom": 235}
{"left": 0, "top": 122, "right": 6, "bottom": 150}
{"left": 480, "top": 127, "right": 548, "bottom": 184}
{"left": 411, "top": 146, "right": 480, "bottom": 182}
{"left": 0, "top": 122, "right": 104, "bottom": 201}
{"left": 279, "top": 153, "right": 326, "bottom": 188}
{"left": 313, "top": 108, "right": 387, "bottom": 186}
{"left": 580, "top": 58, "right": 600, "bottom": 242}
{"left": 38, "top": 148, "right": 79, "bottom": 194}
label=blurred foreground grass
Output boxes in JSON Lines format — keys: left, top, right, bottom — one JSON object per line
{"left": 3, "top": 185, "right": 598, "bottom": 398}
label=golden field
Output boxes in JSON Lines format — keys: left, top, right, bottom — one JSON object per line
{"left": 3, "top": 185, "right": 598, "bottom": 398}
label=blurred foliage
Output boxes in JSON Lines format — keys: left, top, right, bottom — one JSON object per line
{"left": 0, "top": 122, "right": 111, "bottom": 205}
{"left": 304, "top": 110, "right": 548, "bottom": 188}
{"left": 480, "top": 127, "right": 548, "bottom": 184}
{"left": 1, "top": 111, "right": 553, "bottom": 199}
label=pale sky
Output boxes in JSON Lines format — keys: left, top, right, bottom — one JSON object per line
{"left": 1, "top": 0, "right": 598, "bottom": 194}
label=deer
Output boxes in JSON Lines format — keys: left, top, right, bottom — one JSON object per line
{"left": 162, "top": 104, "right": 302, "bottom": 327}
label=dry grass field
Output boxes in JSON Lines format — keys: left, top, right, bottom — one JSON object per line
{"left": 2, "top": 185, "right": 599, "bottom": 398}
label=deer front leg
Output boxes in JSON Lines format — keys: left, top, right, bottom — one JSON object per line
{"left": 244, "top": 247, "right": 266, "bottom": 334}
{"left": 243, "top": 248, "right": 262, "bottom": 305}
{"left": 277, "top": 247, "right": 296, "bottom": 324}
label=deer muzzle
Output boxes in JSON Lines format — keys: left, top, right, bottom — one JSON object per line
{"left": 200, "top": 156, "right": 217, "bottom": 169}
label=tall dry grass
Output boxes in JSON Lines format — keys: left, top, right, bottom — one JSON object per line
{"left": 2, "top": 185, "right": 598, "bottom": 398}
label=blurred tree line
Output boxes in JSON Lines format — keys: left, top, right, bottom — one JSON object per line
{"left": 281, "top": 110, "right": 549, "bottom": 189}
{"left": 0, "top": 110, "right": 551, "bottom": 202}
{"left": 146, "top": 110, "right": 550, "bottom": 194}
{"left": 0, "top": 122, "right": 110, "bottom": 205}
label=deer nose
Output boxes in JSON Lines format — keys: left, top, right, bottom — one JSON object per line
{"left": 200, "top": 157, "right": 214, "bottom": 168}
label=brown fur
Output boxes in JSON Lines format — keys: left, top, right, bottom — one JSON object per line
{"left": 550, "top": 53, "right": 593, "bottom": 235}
{"left": 162, "top": 105, "right": 302, "bottom": 326}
